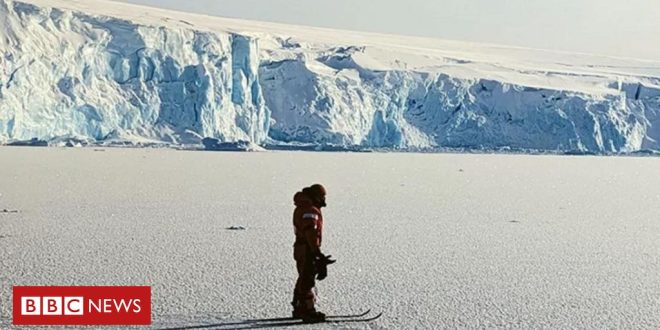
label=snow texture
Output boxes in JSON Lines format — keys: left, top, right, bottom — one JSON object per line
{"left": 2, "top": 0, "right": 660, "bottom": 154}
{"left": 1, "top": 148, "right": 660, "bottom": 329}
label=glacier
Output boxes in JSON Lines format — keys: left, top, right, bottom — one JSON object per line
{"left": 1, "top": 0, "right": 660, "bottom": 154}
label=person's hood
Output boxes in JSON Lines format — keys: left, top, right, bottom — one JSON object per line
{"left": 294, "top": 191, "right": 313, "bottom": 207}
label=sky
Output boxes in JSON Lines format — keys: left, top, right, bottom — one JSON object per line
{"left": 116, "top": 0, "right": 660, "bottom": 60}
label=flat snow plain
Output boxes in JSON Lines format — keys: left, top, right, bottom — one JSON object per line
{"left": 1, "top": 147, "right": 659, "bottom": 329}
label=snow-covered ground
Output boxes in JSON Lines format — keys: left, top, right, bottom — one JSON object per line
{"left": 2, "top": 0, "right": 660, "bottom": 153}
{"left": 1, "top": 147, "right": 659, "bottom": 328}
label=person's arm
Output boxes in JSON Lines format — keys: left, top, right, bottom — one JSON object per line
{"left": 301, "top": 212, "right": 323, "bottom": 257}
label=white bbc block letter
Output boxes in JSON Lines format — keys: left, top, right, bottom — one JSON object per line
{"left": 64, "top": 297, "right": 84, "bottom": 315}
{"left": 42, "top": 297, "right": 63, "bottom": 315}
{"left": 21, "top": 297, "right": 41, "bottom": 315}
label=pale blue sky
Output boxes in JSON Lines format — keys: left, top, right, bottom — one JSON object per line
{"left": 116, "top": 0, "right": 660, "bottom": 60}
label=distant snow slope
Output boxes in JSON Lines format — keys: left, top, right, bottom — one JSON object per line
{"left": 1, "top": 0, "right": 660, "bottom": 153}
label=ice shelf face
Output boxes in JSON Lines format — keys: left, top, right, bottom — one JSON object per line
{"left": 1, "top": 0, "right": 660, "bottom": 153}
{"left": 0, "top": 0, "right": 270, "bottom": 146}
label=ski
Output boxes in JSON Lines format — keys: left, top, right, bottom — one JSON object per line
{"left": 328, "top": 309, "right": 374, "bottom": 319}
{"left": 245, "top": 309, "right": 371, "bottom": 323}
{"left": 243, "top": 312, "right": 383, "bottom": 328}
{"left": 328, "top": 312, "right": 383, "bottom": 323}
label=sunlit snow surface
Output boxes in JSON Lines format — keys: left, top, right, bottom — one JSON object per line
{"left": 1, "top": 148, "right": 659, "bottom": 329}
{"left": 2, "top": 0, "right": 660, "bottom": 153}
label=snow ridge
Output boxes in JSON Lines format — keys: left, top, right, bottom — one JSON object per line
{"left": 1, "top": 0, "right": 660, "bottom": 153}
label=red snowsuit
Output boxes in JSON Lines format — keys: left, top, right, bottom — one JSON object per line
{"left": 292, "top": 191, "right": 324, "bottom": 312}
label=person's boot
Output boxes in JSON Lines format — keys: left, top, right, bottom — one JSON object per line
{"left": 302, "top": 310, "right": 326, "bottom": 323}
{"left": 291, "top": 295, "right": 302, "bottom": 319}
{"left": 291, "top": 305, "right": 305, "bottom": 319}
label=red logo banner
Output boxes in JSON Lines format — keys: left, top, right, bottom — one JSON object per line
{"left": 13, "top": 286, "right": 151, "bottom": 326}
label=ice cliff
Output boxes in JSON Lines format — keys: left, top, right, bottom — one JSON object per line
{"left": 1, "top": 0, "right": 660, "bottom": 154}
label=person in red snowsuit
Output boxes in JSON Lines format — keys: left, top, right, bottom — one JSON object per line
{"left": 291, "top": 184, "right": 332, "bottom": 323}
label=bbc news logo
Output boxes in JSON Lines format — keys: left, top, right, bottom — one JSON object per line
{"left": 13, "top": 286, "right": 151, "bottom": 326}
{"left": 20, "top": 296, "right": 142, "bottom": 316}
{"left": 21, "top": 296, "right": 85, "bottom": 315}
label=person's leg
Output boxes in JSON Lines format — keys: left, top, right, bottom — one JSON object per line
{"left": 293, "top": 253, "right": 317, "bottom": 314}
{"left": 298, "top": 256, "right": 325, "bottom": 322}
{"left": 292, "top": 257, "right": 309, "bottom": 317}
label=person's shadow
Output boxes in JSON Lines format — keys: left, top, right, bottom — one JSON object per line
{"left": 156, "top": 317, "right": 309, "bottom": 329}
{"left": 156, "top": 310, "right": 377, "bottom": 329}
